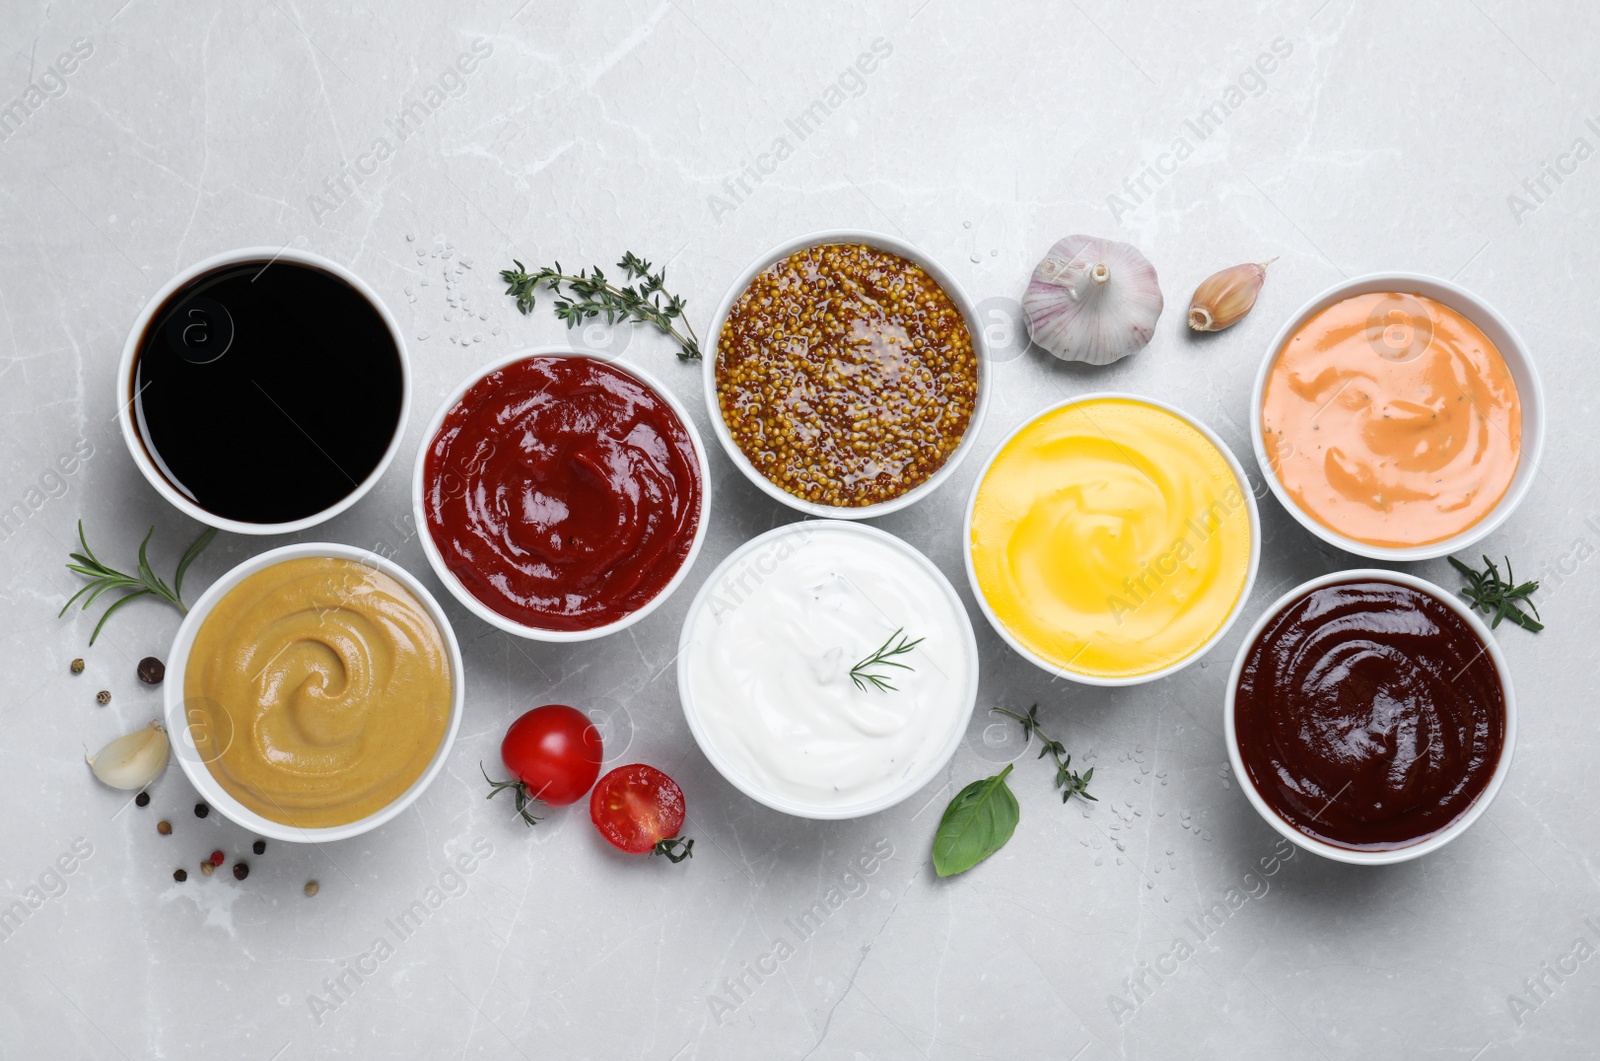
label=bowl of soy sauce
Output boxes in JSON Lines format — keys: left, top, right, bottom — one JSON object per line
{"left": 117, "top": 248, "right": 409, "bottom": 534}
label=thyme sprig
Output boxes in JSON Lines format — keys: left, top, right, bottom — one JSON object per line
{"left": 1449, "top": 555, "right": 1543, "bottom": 632}
{"left": 992, "top": 704, "right": 1097, "bottom": 804}
{"left": 500, "top": 252, "right": 702, "bottom": 360}
{"left": 480, "top": 762, "right": 544, "bottom": 827}
{"left": 59, "top": 520, "right": 216, "bottom": 644}
{"left": 849, "top": 627, "right": 924, "bottom": 693}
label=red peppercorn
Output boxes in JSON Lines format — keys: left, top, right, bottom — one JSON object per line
{"left": 209, "top": 850, "right": 224, "bottom": 866}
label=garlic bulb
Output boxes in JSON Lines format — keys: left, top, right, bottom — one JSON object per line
{"left": 1022, "top": 235, "right": 1164, "bottom": 365}
{"left": 86, "top": 719, "right": 169, "bottom": 790}
{"left": 1188, "top": 258, "right": 1276, "bottom": 332}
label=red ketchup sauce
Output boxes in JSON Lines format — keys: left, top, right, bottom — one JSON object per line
{"left": 423, "top": 356, "right": 702, "bottom": 631}
{"left": 1234, "top": 579, "right": 1504, "bottom": 850}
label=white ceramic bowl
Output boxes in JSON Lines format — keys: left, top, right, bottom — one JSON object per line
{"left": 1223, "top": 569, "right": 1516, "bottom": 865}
{"left": 165, "top": 542, "right": 465, "bottom": 844}
{"left": 702, "top": 229, "right": 991, "bottom": 519}
{"left": 677, "top": 520, "right": 980, "bottom": 819}
{"left": 962, "top": 392, "right": 1262, "bottom": 687}
{"left": 117, "top": 246, "right": 411, "bottom": 536}
{"left": 413, "top": 346, "right": 712, "bottom": 643}
{"left": 1250, "top": 272, "right": 1545, "bottom": 561}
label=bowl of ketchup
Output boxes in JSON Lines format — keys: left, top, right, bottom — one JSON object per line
{"left": 1224, "top": 569, "right": 1515, "bottom": 864}
{"left": 414, "top": 348, "right": 711, "bottom": 642}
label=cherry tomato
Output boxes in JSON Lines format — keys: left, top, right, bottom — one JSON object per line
{"left": 483, "top": 706, "right": 603, "bottom": 825}
{"left": 589, "top": 764, "right": 694, "bottom": 862}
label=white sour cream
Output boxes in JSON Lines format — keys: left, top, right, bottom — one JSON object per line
{"left": 681, "top": 522, "right": 975, "bottom": 813}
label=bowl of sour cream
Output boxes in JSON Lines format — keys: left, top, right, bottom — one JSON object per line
{"left": 677, "top": 520, "right": 979, "bottom": 819}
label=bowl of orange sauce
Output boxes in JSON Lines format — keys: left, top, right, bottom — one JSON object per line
{"left": 1251, "top": 274, "right": 1545, "bottom": 560}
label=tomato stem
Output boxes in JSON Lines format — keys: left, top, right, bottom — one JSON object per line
{"left": 480, "top": 762, "right": 544, "bottom": 826}
{"left": 652, "top": 836, "right": 694, "bottom": 864}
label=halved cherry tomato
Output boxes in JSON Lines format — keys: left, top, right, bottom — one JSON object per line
{"left": 482, "top": 705, "right": 603, "bottom": 825}
{"left": 589, "top": 764, "right": 693, "bottom": 863}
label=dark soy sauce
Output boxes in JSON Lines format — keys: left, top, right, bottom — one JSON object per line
{"left": 132, "top": 261, "right": 403, "bottom": 525}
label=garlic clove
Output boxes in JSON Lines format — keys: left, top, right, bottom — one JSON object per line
{"left": 1022, "top": 235, "right": 1164, "bottom": 366}
{"left": 1187, "top": 258, "right": 1276, "bottom": 332}
{"left": 86, "top": 719, "right": 169, "bottom": 791}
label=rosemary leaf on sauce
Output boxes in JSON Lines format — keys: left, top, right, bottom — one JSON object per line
{"left": 849, "top": 627, "right": 923, "bottom": 693}
{"left": 1449, "top": 554, "right": 1543, "bottom": 632}
{"left": 500, "top": 252, "right": 702, "bottom": 360}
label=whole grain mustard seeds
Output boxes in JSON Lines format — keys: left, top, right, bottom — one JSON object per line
{"left": 715, "top": 243, "right": 979, "bottom": 507}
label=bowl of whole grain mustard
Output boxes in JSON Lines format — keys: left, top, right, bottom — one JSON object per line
{"left": 705, "top": 231, "right": 989, "bottom": 517}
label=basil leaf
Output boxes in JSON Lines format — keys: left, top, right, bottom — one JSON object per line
{"left": 932, "top": 764, "right": 1020, "bottom": 878}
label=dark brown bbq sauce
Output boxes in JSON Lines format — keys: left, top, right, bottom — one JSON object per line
{"left": 1234, "top": 579, "right": 1505, "bottom": 850}
{"left": 131, "top": 261, "right": 403, "bottom": 524}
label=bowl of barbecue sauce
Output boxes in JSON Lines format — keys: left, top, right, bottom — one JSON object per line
{"left": 118, "top": 248, "right": 408, "bottom": 534}
{"left": 1225, "top": 570, "right": 1514, "bottom": 864}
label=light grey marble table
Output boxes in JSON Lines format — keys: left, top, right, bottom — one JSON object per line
{"left": 2, "top": 1, "right": 1597, "bottom": 1058}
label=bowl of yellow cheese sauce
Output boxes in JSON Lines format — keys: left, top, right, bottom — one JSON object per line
{"left": 965, "top": 394, "right": 1259, "bottom": 685}
{"left": 166, "top": 543, "right": 464, "bottom": 842}
{"left": 1252, "top": 274, "right": 1544, "bottom": 560}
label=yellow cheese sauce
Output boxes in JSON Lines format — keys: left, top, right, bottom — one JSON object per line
{"left": 1261, "top": 291, "right": 1522, "bottom": 548}
{"left": 186, "top": 557, "right": 452, "bottom": 828}
{"left": 970, "top": 398, "right": 1253, "bottom": 680}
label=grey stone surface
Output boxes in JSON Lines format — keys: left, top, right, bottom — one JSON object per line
{"left": 1, "top": 1, "right": 1596, "bottom": 1058}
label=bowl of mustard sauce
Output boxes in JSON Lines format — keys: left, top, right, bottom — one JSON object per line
{"left": 964, "top": 393, "right": 1260, "bottom": 686}
{"left": 165, "top": 543, "right": 464, "bottom": 842}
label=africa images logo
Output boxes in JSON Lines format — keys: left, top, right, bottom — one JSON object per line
{"left": 0, "top": 37, "right": 94, "bottom": 144}
{"left": 307, "top": 39, "right": 494, "bottom": 224}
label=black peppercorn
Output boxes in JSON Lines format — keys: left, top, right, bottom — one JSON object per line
{"left": 135, "top": 792, "right": 150, "bottom": 807}
{"left": 252, "top": 839, "right": 266, "bottom": 855}
{"left": 232, "top": 862, "right": 249, "bottom": 881}
{"left": 137, "top": 657, "right": 166, "bottom": 685}
{"left": 173, "top": 868, "right": 187, "bottom": 882}
{"left": 194, "top": 802, "right": 210, "bottom": 818}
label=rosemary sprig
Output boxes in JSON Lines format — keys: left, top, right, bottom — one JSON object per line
{"left": 849, "top": 627, "right": 924, "bottom": 693}
{"left": 1449, "top": 555, "right": 1543, "bottom": 632}
{"left": 992, "top": 704, "right": 1097, "bottom": 804}
{"left": 480, "top": 762, "right": 544, "bottom": 827}
{"left": 500, "top": 252, "right": 702, "bottom": 361}
{"left": 59, "top": 520, "right": 217, "bottom": 644}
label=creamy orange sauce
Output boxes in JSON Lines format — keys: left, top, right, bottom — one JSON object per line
{"left": 1261, "top": 292, "right": 1521, "bottom": 548}
{"left": 186, "top": 557, "right": 452, "bottom": 828}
